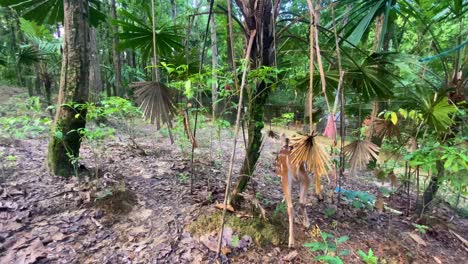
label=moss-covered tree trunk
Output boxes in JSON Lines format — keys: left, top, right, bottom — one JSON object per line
{"left": 47, "top": 0, "right": 90, "bottom": 177}
{"left": 230, "top": 0, "right": 275, "bottom": 203}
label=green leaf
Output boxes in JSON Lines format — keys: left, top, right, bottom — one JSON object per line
{"left": 315, "top": 255, "right": 343, "bottom": 264}
{"left": 346, "top": 0, "right": 385, "bottom": 46}
{"left": 399, "top": 108, "right": 408, "bottom": 119}
{"left": 0, "top": 0, "right": 106, "bottom": 27}
{"left": 390, "top": 112, "right": 398, "bottom": 125}
{"left": 336, "top": 236, "right": 350, "bottom": 244}
{"left": 54, "top": 130, "right": 63, "bottom": 140}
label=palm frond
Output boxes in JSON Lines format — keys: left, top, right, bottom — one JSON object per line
{"left": 0, "top": 0, "right": 106, "bottom": 26}
{"left": 406, "top": 89, "right": 457, "bottom": 132}
{"left": 115, "top": 9, "right": 183, "bottom": 61}
{"left": 343, "top": 140, "right": 380, "bottom": 176}
{"left": 17, "top": 44, "right": 42, "bottom": 65}
{"left": 130, "top": 81, "right": 176, "bottom": 130}
{"left": 290, "top": 133, "right": 330, "bottom": 195}
{"left": 373, "top": 118, "right": 401, "bottom": 140}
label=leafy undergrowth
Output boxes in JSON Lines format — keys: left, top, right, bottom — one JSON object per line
{"left": 188, "top": 211, "right": 288, "bottom": 246}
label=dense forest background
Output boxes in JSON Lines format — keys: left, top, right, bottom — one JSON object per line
{"left": 0, "top": 0, "right": 466, "bottom": 263}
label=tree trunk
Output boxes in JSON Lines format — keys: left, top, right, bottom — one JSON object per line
{"left": 34, "top": 63, "right": 42, "bottom": 95}
{"left": 110, "top": 0, "right": 122, "bottom": 96}
{"left": 230, "top": 0, "right": 275, "bottom": 203}
{"left": 418, "top": 160, "right": 444, "bottom": 213}
{"left": 43, "top": 70, "right": 52, "bottom": 106}
{"left": 210, "top": 14, "right": 219, "bottom": 119}
{"left": 89, "top": 27, "right": 102, "bottom": 103}
{"left": 8, "top": 11, "right": 23, "bottom": 87}
{"left": 225, "top": 13, "right": 234, "bottom": 71}
{"left": 170, "top": 0, "right": 177, "bottom": 25}
{"left": 47, "top": 0, "right": 90, "bottom": 177}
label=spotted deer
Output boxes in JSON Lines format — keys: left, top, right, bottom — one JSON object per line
{"left": 275, "top": 135, "right": 313, "bottom": 247}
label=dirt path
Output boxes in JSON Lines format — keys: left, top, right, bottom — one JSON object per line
{"left": 1, "top": 123, "right": 467, "bottom": 263}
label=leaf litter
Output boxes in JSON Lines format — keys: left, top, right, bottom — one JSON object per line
{"left": 0, "top": 124, "right": 466, "bottom": 263}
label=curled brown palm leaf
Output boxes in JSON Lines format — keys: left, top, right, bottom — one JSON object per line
{"left": 290, "top": 133, "right": 330, "bottom": 195}
{"left": 343, "top": 140, "right": 380, "bottom": 176}
{"left": 373, "top": 118, "right": 401, "bottom": 140}
{"left": 131, "top": 81, "right": 176, "bottom": 130}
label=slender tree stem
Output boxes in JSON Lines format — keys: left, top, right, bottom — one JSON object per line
{"left": 306, "top": 0, "right": 315, "bottom": 134}
{"left": 216, "top": 30, "right": 256, "bottom": 260}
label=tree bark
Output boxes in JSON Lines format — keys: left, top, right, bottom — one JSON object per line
{"left": 231, "top": 0, "right": 275, "bottom": 203}
{"left": 89, "top": 27, "right": 102, "bottom": 103}
{"left": 110, "top": 0, "right": 123, "bottom": 96}
{"left": 418, "top": 160, "right": 444, "bottom": 213}
{"left": 47, "top": 0, "right": 90, "bottom": 177}
{"left": 210, "top": 13, "right": 219, "bottom": 119}
{"left": 170, "top": 0, "right": 177, "bottom": 26}
{"left": 225, "top": 14, "right": 234, "bottom": 71}
{"left": 43, "top": 69, "right": 52, "bottom": 106}
{"left": 34, "top": 63, "right": 42, "bottom": 95}
{"left": 8, "top": 10, "right": 23, "bottom": 87}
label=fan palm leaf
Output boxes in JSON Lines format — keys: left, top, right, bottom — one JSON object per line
{"left": 404, "top": 88, "right": 458, "bottom": 132}
{"left": 131, "top": 81, "right": 176, "bottom": 130}
{"left": 343, "top": 140, "right": 380, "bottom": 176}
{"left": 17, "top": 44, "right": 43, "bottom": 65}
{"left": 114, "top": 9, "right": 183, "bottom": 62}
{"left": 0, "top": 0, "right": 106, "bottom": 26}
{"left": 373, "top": 118, "right": 401, "bottom": 140}
{"left": 290, "top": 133, "right": 330, "bottom": 195}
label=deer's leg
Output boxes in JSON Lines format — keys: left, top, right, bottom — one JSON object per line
{"left": 281, "top": 173, "right": 294, "bottom": 247}
{"left": 299, "top": 170, "right": 311, "bottom": 228}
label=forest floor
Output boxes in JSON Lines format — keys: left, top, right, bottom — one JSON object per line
{"left": 1, "top": 89, "right": 467, "bottom": 264}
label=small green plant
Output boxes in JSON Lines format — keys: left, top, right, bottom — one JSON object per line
{"left": 304, "top": 228, "right": 350, "bottom": 264}
{"left": 65, "top": 152, "right": 81, "bottom": 178}
{"left": 0, "top": 152, "right": 17, "bottom": 179}
{"left": 331, "top": 220, "right": 338, "bottom": 230}
{"left": 412, "top": 223, "right": 429, "bottom": 234}
{"left": 324, "top": 207, "right": 337, "bottom": 218}
{"left": 0, "top": 115, "right": 51, "bottom": 139}
{"left": 340, "top": 190, "right": 376, "bottom": 210}
{"left": 274, "top": 201, "right": 287, "bottom": 216}
{"left": 358, "top": 248, "right": 378, "bottom": 264}
{"left": 271, "top": 112, "right": 295, "bottom": 127}
{"left": 6, "top": 155, "right": 17, "bottom": 162}
{"left": 231, "top": 235, "right": 240, "bottom": 247}
{"left": 177, "top": 172, "right": 189, "bottom": 184}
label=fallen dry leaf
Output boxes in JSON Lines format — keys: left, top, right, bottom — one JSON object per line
{"left": 283, "top": 250, "right": 298, "bottom": 261}
{"left": 2, "top": 237, "right": 47, "bottom": 264}
{"left": 407, "top": 232, "right": 427, "bottom": 246}
{"left": 214, "top": 203, "right": 235, "bottom": 212}
{"left": 221, "top": 247, "right": 231, "bottom": 255}
{"left": 200, "top": 233, "right": 218, "bottom": 252}
{"left": 52, "top": 232, "right": 66, "bottom": 242}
